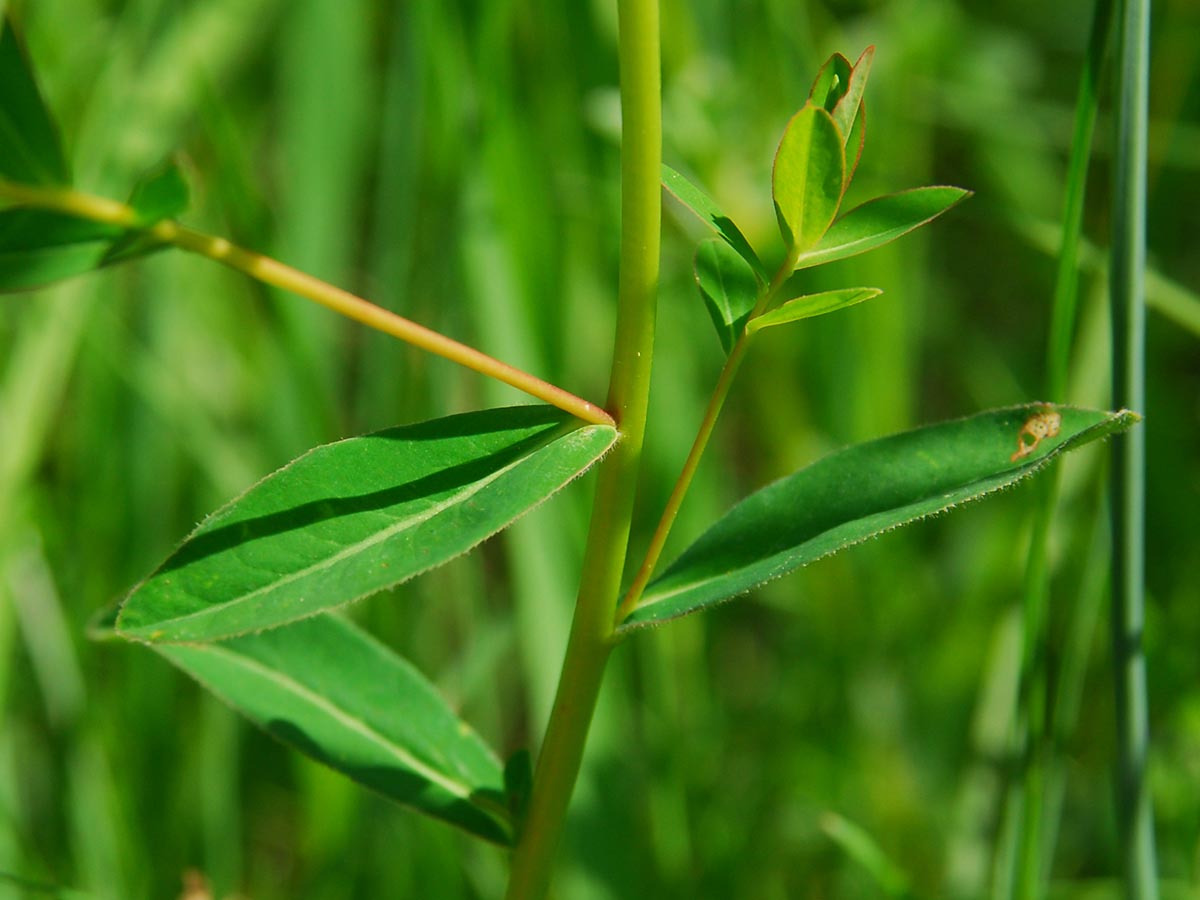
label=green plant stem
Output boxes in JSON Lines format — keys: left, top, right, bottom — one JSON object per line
{"left": 616, "top": 252, "right": 798, "bottom": 623}
{"left": 502, "top": 0, "right": 660, "bottom": 897}
{"left": 0, "top": 177, "right": 613, "bottom": 428}
{"left": 1109, "top": 0, "right": 1158, "bottom": 892}
{"left": 1012, "top": 2, "right": 1112, "bottom": 896}
{"left": 616, "top": 335, "right": 748, "bottom": 623}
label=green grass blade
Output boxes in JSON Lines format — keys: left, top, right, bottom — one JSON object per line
{"left": 0, "top": 15, "right": 70, "bottom": 186}
{"left": 0, "top": 872, "right": 91, "bottom": 899}
{"left": 793, "top": 186, "right": 969, "bottom": 271}
{"left": 694, "top": 238, "right": 758, "bottom": 354}
{"left": 620, "top": 406, "right": 1138, "bottom": 631}
{"left": 661, "top": 164, "right": 767, "bottom": 279}
{"left": 820, "top": 812, "right": 914, "bottom": 899}
{"left": 1110, "top": 0, "right": 1158, "bottom": 889}
{"left": 747, "top": 287, "right": 882, "bottom": 332}
{"left": 771, "top": 104, "right": 845, "bottom": 255}
{"left": 156, "top": 613, "right": 513, "bottom": 845}
{"left": 1011, "top": 2, "right": 1113, "bottom": 895}
{"left": 117, "top": 407, "right": 617, "bottom": 643}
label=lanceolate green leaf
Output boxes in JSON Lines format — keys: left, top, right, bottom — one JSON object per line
{"left": 158, "top": 613, "right": 513, "bottom": 845}
{"left": 695, "top": 238, "right": 759, "bottom": 354}
{"left": 772, "top": 104, "right": 845, "bottom": 255}
{"left": 0, "top": 14, "right": 70, "bottom": 186}
{"left": 661, "top": 164, "right": 767, "bottom": 279}
{"left": 620, "top": 406, "right": 1139, "bottom": 632}
{"left": 748, "top": 287, "right": 882, "bottom": 333}
{"left": 793, "top": 186, "right": 969, "bottom": 271}
{"left": 118, "top": 407, "right": 617, "bottom": 643}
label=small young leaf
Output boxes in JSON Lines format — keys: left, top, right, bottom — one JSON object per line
{"left": 127, "top": 160, "right": 189, "bottom": 224}
{"left": 695, "top": 238, "right": 759, "bottom": 354}
{"left": 619, "top": 405, "right": 1139, "bottom": 632}
{"left": 0, "top": 14, "right": 70, "bottom": 186}
{"left": 747, "top": 287, "right": 882, "bottom": 333}
{"left": 662, "top": 164, "right": 767, "bottom": 279}
{"left": 157, "top": 613, "right": 513, "bottom": 845}
{"left": 118, "top": 406, "right": 618, "bottom": 643}
{"left": 772, "top": 105, "right": 845, "bottom": 255}
{"left": 807, "top": 52, "right": 853, "bottom": 111}
{"left": 794, "top": 186, "right": 970, "bottom": 271}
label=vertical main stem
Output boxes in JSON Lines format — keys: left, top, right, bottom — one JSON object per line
{"left": 503, "top": 1, "right": 661, "bottom": 898}
{"left": 1109, "top": 0, "right": 1158, "bottom": 894}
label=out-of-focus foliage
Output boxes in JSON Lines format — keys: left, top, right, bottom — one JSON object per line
{"left": 1, "top": 1, "right": 1196, "bottom": 899}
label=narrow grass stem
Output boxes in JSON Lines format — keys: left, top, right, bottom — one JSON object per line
{"left": 1109, "top": 0, "right": 1158, "bottom": 891}
{"left": 0, "top": 178, "right": 613, "bottom": 428}
{"left": 502, "top": 0, "right": 660, "bottom": 896}
{"left": 1011, "top": 3, "right": 1113, "bottom": 896}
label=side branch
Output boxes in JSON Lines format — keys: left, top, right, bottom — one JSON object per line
{"left": 0, "top": 178, "right": 613, "bottom": 428}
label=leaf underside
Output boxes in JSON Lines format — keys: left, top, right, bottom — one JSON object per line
{"left": 158, "top": 613, "right": 513, "bottom": 844}
{"left": 695, "top": 238, "right": 759, "bottom": 354}
{"left": 118, "top": 406, "right": 617, "bottom": 643}
{"left": 661, "top": 164, "right": 767, "bottom": 279}
{"left": 620, "top": 405, "right": 1139, "bottom": 632}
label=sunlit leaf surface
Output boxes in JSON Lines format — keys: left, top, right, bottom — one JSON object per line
{"left": 119, "top": 406, "right": 617, "bottom": 642}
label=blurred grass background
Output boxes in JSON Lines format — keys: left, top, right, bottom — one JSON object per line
{"left": 1, "top": 0, "right": 1197, "bottom": 898}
